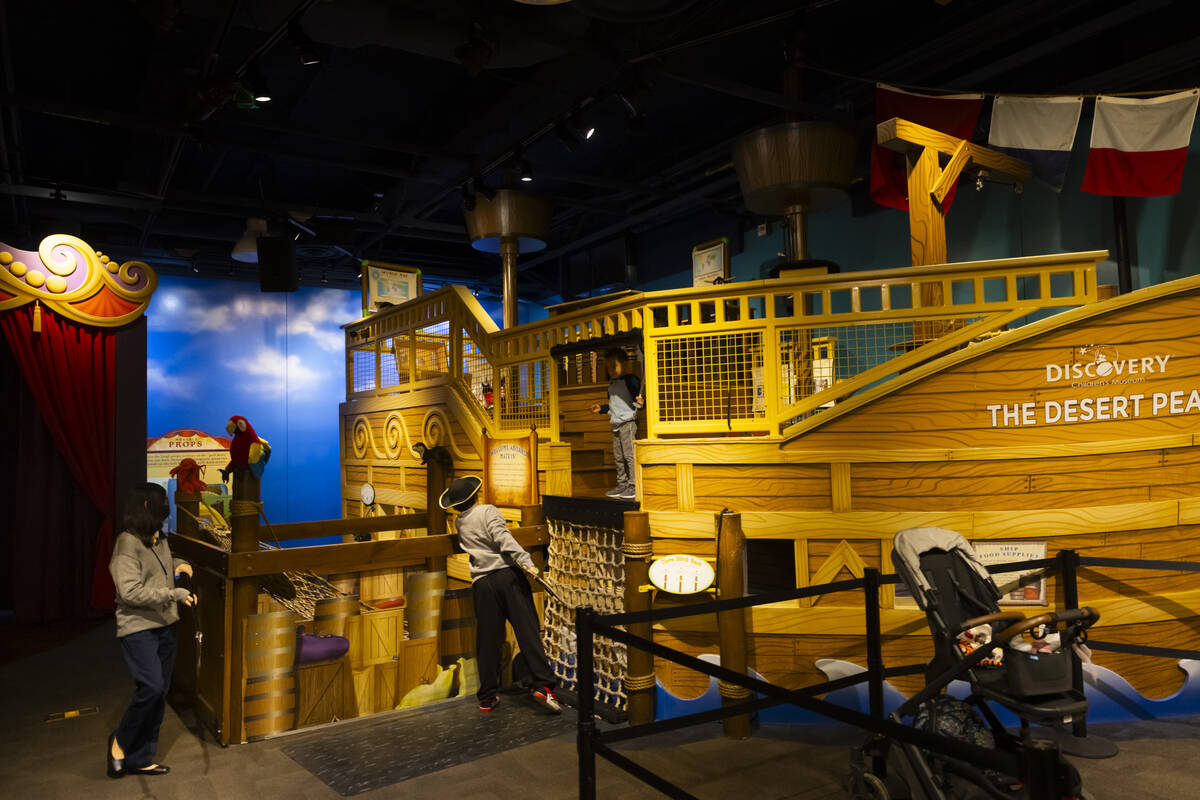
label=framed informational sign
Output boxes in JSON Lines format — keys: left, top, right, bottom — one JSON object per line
{"left": 691, "top": 238, "right": 729, "bottom": 287}
{"left": 481, "top": 429, "right": 539, "bottom": 508}
{"left": 971, "top": 540, "right": 1048, "bottom": 605}
{"left": 362, "top": 261, "right": 421, "bottom": 314}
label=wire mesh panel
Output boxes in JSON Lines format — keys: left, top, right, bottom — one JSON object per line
{"left": 498, "top": 359, "right": 551, "bottom": 431}
{"left": 776, "top": 316, "right": 984, "bottom": 423}
{"left": 380, "top": 338, "right": 401, "bottom": 389}
{"left": 351, "top": 346, "right": 376, "bottom": 393}
{"left": 655, "top": 331, "right": 765, "bottom": 424}
{"left": 460, "top": 330, "right": 494, "bottom": 413}
{"left": 542, "top": 518, "right": 626, "bottom": 712}
{"left": 415, "top": 321, "right": 450, "bottom": 381}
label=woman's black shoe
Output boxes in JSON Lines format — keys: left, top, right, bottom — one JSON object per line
{"left": 126, "top": 764, "right": 170, "bottom": 776}
{"left": 106, "top": 732, "right": 125, "bottom": 779}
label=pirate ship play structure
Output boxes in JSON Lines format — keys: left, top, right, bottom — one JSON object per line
{"left": 153, "top": 117, "right": 1200, "bottom": 744}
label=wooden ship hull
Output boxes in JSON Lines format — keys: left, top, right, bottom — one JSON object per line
{"left": 339, "top": 251, "right": 1200, "bottom": 721}
{"left": 642, "top": 275, "right": 1200, "bottom": 705}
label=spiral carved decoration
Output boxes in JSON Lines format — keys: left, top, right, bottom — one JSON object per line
{"left": 0, "top": 234, "right": 157, "bottom": 326}
{"left": 350, "top": 413, "right": 420, "bottom": 461}
{"left": 383, "top": 412, "right": 409, "bottom": 460}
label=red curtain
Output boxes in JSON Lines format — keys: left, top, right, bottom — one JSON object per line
{"left": 1, "top": 304, "right": 117, "bottom": 613}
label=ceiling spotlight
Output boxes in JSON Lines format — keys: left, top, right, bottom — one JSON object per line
{"left": 462, "top": 181, "right": 477, "bottom": 211}
{"left": 321, "top": 272, "right": 328, "bottom": 284}
{"left": 244, "top": 64, "right": 271, "bottom": 103}
{"left": 231, "top": 217, "right": 268, "bottom": 263}
{"left": 191, "top": 261, "right": 200, "bottom": 274}
{"left": 288, "top": 20, "right": 320, "bottom": 66}
{"left": 518, "top": 159, "right": 533, "bottom": 183}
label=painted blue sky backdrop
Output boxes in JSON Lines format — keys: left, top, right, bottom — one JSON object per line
{"left": 146, "top": 276, "right": 359, "bottom": 525}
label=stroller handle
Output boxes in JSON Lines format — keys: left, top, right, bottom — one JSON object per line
{"left": 995, "top": 606, "right": 1100, "bottom": 644}
{"left": 955, "top": 611, "right": 1026, "bottom": 635}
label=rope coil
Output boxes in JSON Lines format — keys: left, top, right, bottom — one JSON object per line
{"left": 623, "top": 673, "right": 656, "bottom": 692}
{"left": 621, "top": 541, "right": 652, "bottom": 557}
{"left": 718, "top": 680, "right": 753, "bottom": 700}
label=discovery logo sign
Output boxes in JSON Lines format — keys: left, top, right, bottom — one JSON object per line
{"left": 1044, "top": 345, "right": 1170, "bottom": 388}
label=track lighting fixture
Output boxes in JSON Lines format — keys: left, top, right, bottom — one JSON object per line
{"left": 244, "top": 64, "right": 271, "bottom": 103}
{"left": 288, "top": 20, "right": 320, "bottom": 66}
{"left": 519, "top": 160, "right": 533, "bottom": 182}
{"left": 462, "top": 180, "right": 477, "bottom": 211}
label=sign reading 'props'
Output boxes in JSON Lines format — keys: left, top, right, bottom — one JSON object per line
{"left": 985, "top": 347, "right": 1197, "bottom": 427}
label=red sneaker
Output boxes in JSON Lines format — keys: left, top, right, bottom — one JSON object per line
{"left": 532, "top": 686, "right": 562, "bottom": 714}
{"left": 479, "top": 696, "right": 499, "bottom": 713}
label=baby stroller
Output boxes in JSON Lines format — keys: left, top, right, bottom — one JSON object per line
{"left": 849, "top": 527, "right": 1098, "bottom": 799}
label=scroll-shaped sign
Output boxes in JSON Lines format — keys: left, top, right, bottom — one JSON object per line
{"left": 648, "top": 554, "right": 716, "bottom": 595}
{"left": 482, "top": 429, "right": 538, "bottom": 508}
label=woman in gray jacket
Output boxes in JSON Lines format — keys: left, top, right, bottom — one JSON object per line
{"left": 106, "top": 482, "right": 195, "bottom": 778}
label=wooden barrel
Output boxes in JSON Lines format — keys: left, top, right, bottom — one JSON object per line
{"left": 439, "top": 586, "right": 477, "bottom": 668}
{"left": 405, "top": 570, "right": 447, "bottom": 639}
{"left": 313, "top": 595, "right": 359, "bottom": 637}
{"left": 243, "top": 611, "right": 297, "bottom": 740}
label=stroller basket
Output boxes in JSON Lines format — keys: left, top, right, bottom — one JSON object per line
{"left": 1003, "top": 647, "right": 1072, "bottom": 695}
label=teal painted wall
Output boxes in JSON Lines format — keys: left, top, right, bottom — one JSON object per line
{"left": 636, "top": 123, "right": 1200, "bottom": 297}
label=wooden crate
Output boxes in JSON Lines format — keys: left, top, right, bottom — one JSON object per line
{"left": 373, "top": 660, "right": 399, "bottom": 712}
{"left": 296, "top": 658, "right": 347, "bottom": 728}
{"left": 361, "top": 607, "right": 405, "bottom": 667}
{"left": 350, "top": 665, "right": 374, "bottom": 717}
{"left": 396, "top": 637, "right": 440, "bottom": 705}
{"left": 361, "top": 567, "right": 404, "bottom": 603}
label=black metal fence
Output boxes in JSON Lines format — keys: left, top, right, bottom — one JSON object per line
{"left": 574, "top": 548, "right": 1200, "bottom": 800}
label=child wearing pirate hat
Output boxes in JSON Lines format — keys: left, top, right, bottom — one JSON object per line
{"left": 440, "top": 475, "right": 561, "bottom": 714}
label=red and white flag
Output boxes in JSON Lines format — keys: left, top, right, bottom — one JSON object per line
{"left": 871, "top": 84, "right": 984, "bottom": 210}
{"left": 1081, "top": 89, "right": 1199, "bottom": 196}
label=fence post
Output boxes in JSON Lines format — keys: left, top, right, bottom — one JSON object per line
{"left": 1058, "top": 548, "right": 1086, "bottom": 739}
{"left": 228, "top": 469, "right": 261, "bottom": 745}
{"left": 863, "top": 566, "right": 885, "bottom": 776}
{"left": 716, "top": 511, "right": 751, "bottom": 739}
{"left": 1022, "top": 737, "right": 1062, "bottom": 800}
{"left": 576, "top": 605, "right": 597, "bottom": 800}
{"left": 623, "top": 510, "right": 657, "bottom": 725}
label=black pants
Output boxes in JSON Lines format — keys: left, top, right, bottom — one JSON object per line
{"left": 116, "top": 625, "right": 177, "bottom": 768}
{"left": 473, "top": 567, "right": 555, "bottom": 702}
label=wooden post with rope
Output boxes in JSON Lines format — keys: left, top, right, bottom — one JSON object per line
{"left": 228, "top": 470, "right": 261, "bottom": 743}
{"left": 716, "top": 510, "right": 751, "bottom": 739}
{"left": 622, "top": 510, "right": 656, "bottom": 725}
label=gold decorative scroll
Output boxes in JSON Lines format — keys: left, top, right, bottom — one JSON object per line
{"left": 0, "top": 234, "right": 157, "bottom": 327}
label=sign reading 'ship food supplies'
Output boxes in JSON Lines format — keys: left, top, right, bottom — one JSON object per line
{"left": 984, "top": 346, "right": 1197, "bottom": 428}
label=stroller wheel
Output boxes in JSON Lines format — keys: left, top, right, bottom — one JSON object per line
{"left": 860, "top": 773, "right": 889, "bottom": 799}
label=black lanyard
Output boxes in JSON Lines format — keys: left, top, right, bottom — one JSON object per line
{"left": 149, "top": 539, "right": 171, "bottom": 580}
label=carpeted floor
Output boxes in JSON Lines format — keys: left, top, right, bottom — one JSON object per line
{"left": 280, "top": 692, "right": 575, "bottom": 796}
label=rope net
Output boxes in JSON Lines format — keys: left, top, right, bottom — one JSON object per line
{"left": 542, "top": 518, "right": 627, "bottom": 711}
{"left": 181, "top": 503, "right": 370, "bottom": 619}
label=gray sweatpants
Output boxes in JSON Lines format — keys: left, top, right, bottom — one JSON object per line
{"left": 612, "top": 420, "right": 637, "bottom": 488}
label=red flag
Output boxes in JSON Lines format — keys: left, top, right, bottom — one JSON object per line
{"left": 871, "top": 84, "right": 984, "bottom": 210}
{"left": 1081, "top": 90, "right": 1199, "bottom": 197}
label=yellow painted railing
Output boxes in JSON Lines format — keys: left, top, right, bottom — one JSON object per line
{"left": 344, "top": 250, "right": 1106, "bottom": 440}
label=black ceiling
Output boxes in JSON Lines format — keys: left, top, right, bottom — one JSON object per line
{"left": 2, "top": 0, "right": 1198, "bottom": 298}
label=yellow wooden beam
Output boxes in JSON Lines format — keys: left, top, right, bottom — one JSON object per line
{"left": 647, "top": 499, "right": 1182, "bottom": 541}
{"left": 930, "top": 139, "right": 972, "bottom": 210}
{"left": 877, "top": 117, "right": 1033, "bottom": 183}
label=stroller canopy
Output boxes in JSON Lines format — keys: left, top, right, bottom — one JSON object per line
{"left": 893, "top": 527, "right": 998, "bottom": 611}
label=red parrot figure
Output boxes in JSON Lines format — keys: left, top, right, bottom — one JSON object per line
{"left": 220, "top": 415, "right": 271, "bottom": 483}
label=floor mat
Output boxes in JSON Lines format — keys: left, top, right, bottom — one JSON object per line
{"left": 279, "top": 694, "right": 575, "bottom": 796}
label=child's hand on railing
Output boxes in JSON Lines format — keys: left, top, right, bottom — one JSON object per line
{"left": 590, "top": 403, "right": 602, "bottom": 414}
